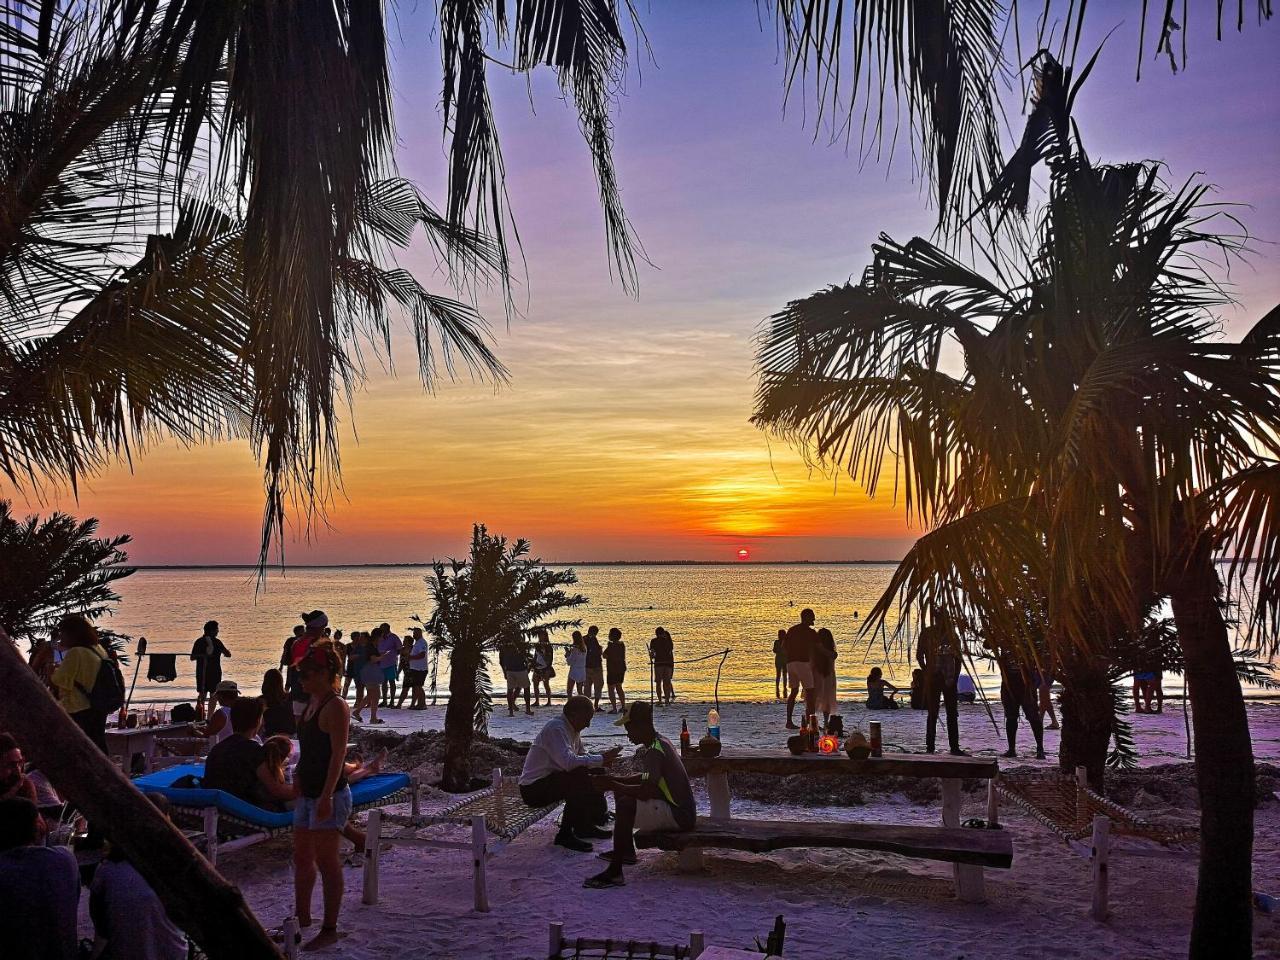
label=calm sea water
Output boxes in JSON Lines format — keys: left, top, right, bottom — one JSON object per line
{"left": 100, "top": 564, "right": 1267, "bottom": 706}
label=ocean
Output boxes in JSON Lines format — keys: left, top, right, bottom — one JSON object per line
{"left": 97, "top": 563, "right": 1269, "bottom": 707}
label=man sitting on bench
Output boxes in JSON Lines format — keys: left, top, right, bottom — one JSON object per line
{"left": 519, "top": 696, "right": 621, "bottom": 852}
{"left": 584, "top": 701, "right": 695, "bottom": 889}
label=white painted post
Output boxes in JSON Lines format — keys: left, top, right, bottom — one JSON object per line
{"left": 986, "top": 777, "right": 999, "bottom": 828}
{"left": 492, "top": 767, "right": 506, "bottom": 831}
{"left": 362, "top": 809, "right": 382, "bottom": 905}
{"left": 942, "top": 778, "right": 985, "bottom": 903}
{"left": 472, "top": 814, "right": 490, "bottom": 912}
{"left": 282, "top": 918, "right": 298, "bottom": 960}
{"left": 707, "top": 771, "right": 732, "bottom": 820}
{"left": 1090, "top": 815, "right": 1111, "bottom": 921}
{"left": 201, "top": 808, "right": 218, "bottom": 866}
{"left": 548, "top": 921, "right": 563, "bottom": 958}
{"left": 689, "top": 931, "right": 705, "bottom": 957}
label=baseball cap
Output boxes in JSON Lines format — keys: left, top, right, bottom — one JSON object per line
{"left": 614, "top": 701, "right": 653, "bottom": 727}
{"left": 301, "top": 610, "right": 328, "bottom": 630}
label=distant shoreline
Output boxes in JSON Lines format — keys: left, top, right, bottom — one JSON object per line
{"left": 132, "top": 560, "right": 904, "bottom": 570}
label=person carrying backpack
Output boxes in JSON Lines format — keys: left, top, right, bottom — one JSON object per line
{"left": 51, "top": 614, "right": 123, "bottom": 753}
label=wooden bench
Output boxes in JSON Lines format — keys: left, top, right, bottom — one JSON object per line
{"left": 636, "top": 817, "right": 1013, "bottom": 868}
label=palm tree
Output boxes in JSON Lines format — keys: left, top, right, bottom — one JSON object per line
{"left": 0, "top": 500, "right": 134, "bottom": 645}
{"left": 427, "top": 525, "right": 586, "bottom": 792}
{"left": 752, "top": 56, "right": 1279, "bottom": 956}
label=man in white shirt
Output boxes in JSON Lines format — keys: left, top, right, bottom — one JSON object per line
{"left": 519, "top": 696, "right": 621, "bottom": 852}
{"left": 397, "top": 628, "right": 430, "bottom": 710}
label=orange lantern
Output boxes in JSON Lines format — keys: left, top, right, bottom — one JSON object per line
{"left": 817, "top": 734, "right": 838, "bottom": 754}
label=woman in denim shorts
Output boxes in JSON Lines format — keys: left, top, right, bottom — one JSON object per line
{"left": 291, "top": 642, "right": 352, "bottom": 952}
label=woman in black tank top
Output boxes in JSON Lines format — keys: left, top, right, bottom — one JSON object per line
{"left": 291, "top": 641, "right": 350, "bottom": 952}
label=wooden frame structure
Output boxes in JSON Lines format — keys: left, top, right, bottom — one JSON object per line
{"left": 362, "top": 767, "right": 561, "bottom": 912}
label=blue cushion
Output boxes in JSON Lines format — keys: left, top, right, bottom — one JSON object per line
{"left": 132, "top": 764, "right": 410, "bottom": 829}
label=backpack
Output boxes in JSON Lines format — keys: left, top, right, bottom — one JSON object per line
{"left": 75, "top": 649, "right": 126, "bottom": 715}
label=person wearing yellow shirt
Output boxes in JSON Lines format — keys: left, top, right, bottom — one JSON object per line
{"left": 50, "top": 615, "right": 113, "bottom": 752}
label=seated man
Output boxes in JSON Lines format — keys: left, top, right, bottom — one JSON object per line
{"left": 584, "top": 701, "right": 696, "bottom": 889}
{"left": 202, "top": 698, "right": 294, "bottom": 809}
{"left": 0, "top": 732, "right": 36, "bottom": 803}
{"left": 518, "top": 696, "right": 621, "bottom": 852}
{"left": 0, "top": 796, "right": 80, "bottom": 960}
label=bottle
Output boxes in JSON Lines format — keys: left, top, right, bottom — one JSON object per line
{"left": 869, "top": 720, "right": 883, "bottom": 758}
{"left": 680, "top": 717, "right": 691, "bottom": 756}
{"left": 708, "top": 708, "right": 720, "bottom": 741}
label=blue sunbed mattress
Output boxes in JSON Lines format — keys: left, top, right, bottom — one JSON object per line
{"left": 132, "top": 763, "right": 411, "bottom": 829}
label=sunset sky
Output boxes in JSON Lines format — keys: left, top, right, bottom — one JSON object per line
{"left": 8, "top": 6, "right": 1279, "bottom": 565}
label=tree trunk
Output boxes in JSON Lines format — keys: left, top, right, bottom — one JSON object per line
{"left": 0, "top": 639, "right": 281, "bottom": 959}
{"left": 1169, "top": 542, "right": 1255, "bottom": 960}
{"left": 441, "top": 648, "right": 478, "bottom": 793}
{"left": 1057, "top": 657, "right": 1113, "bottom": 790}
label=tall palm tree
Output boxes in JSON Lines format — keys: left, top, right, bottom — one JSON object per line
{"left": 426, "top": 525, "right": 586, "bottom": 792}
{"left": 752, "top": 56, "right": 1279, "bottom": 956}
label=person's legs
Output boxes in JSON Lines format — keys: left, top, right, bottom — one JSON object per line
{"left": 523, "top": 683, "right": 533, "bottom": 715}
{"left": 1022, "top": 697, "right": 1045, "bottom": 758}
{"left": 607, "top": 680, "right": 618, "bottom": 712}
{"left": 1000, "top": 684, "right": 1019, "bottom": 757}
{"left": 1041, "top": 681, "right": 1060, "bottom": 729}
{"left": 924, "top": 675, "right": 942, "bottom": 753}
{"left": 294, "top": 828, "right": 317, "bottom": 927}
{"left": 1133, "top": 677, "right": 1144, "bottom": 713}
{"left": 1153, "top": 676, "right": 1165, "bottom": 714}
{"left": 603, "top": 793, "right": 638, "bottom": 866}
{"left": 304, "top": 829, "right": 344, "bottom": 951}
{"left": 785, "top": 670, "right": 800, "bottom": 728}
{"left": 506, "top": 680, "right": 517, "bottom": 716}
{"left": 943, "top": 683, "right": 961, "bottom": 753}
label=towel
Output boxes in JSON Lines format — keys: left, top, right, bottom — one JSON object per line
{"left": 147, "top": 653, "right": 178, "bottom": 683}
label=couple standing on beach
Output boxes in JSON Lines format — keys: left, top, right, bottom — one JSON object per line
{"left": 778, "top": 609, "right": 839, "bottom": 730}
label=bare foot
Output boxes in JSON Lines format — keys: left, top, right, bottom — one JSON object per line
{"left": 303, "top": 927, "right": 345, "bottom": 952}
{"left": 366, "top": 747, "right": 388, "bottom": 775}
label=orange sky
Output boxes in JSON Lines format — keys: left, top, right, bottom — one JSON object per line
{"left": 5, "top": 7, "right": 1278, "bottom": 565}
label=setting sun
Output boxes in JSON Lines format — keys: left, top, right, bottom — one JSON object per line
{"left": 736, "top": 547, "right": 750, "bottom": 560}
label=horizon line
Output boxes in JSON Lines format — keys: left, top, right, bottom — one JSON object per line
{"left": 131, "top": 559, "right": 905, "bottom": 570}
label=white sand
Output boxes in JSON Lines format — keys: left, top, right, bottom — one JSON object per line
{"left": 116, "top": 700, "right": 1280, "bottom": 958}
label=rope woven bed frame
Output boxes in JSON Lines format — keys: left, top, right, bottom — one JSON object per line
{"left": 362, "top": 766, "right": 562, "bottom": 912}
{"left": 997, "top": 769, "right": 1199, "bottom": 845}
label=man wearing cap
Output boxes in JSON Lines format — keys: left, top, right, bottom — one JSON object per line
{"left": 518, "top": 696, "right": 622, "bottom": 852}
{"left": 285, "top": 612, "right": 328, "bottom": 717}
{"left": 583, "top": 701, "right": 695, "bottom": 888}
{"left": 196, "top": 680, "right": 240, "bottom": 744}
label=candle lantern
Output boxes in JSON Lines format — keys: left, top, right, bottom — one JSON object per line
{"left": 817, "top": 734, "right": 838, "bottom": 755}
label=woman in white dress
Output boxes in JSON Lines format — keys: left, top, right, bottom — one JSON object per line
{"left": 564, "top": 631, "right": 588, "bottom": 698}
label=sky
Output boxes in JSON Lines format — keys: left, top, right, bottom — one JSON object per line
{"left": 8, "top": 4, "right": 1280, "bottom": 565}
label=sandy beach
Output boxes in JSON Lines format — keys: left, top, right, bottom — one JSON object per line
{"left": 93, "top": 699, "right": 1280, "bottom": 960}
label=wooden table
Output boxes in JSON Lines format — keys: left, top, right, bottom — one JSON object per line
{"left": 679, "top": 748, "right": 1002, "bottom": 901}
{"left": 105, "top": 723, "right": 192, "bottom": 773}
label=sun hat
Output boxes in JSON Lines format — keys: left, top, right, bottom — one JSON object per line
{"left": 301, "top": 610, "right": 328, "bottom": 630}
{"left": 214, "top": 680, "right": 239, "bottom": 694}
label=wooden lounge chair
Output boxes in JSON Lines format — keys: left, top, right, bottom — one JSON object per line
{"left": 131, "top": 763, "right": 417, "bottom": 864}
{"left": 997, "top": 766, "right": 1198, "bottom": 919}
{"left": 362, "top": 766, "right": 562, "bottom": 912}
{"left": 546, "top": 916, "right": 787, "bottom": 959}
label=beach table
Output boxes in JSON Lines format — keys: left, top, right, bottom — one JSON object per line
{"left": 672, "top": 748, "right": 1004, "bottom": 901}
{"left": 105, "top": 723, "right": 191, "bottom": 773}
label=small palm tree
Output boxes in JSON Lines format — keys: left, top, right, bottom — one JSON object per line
{"left": 427, "top": 525, "right": 586, "bottom": 792}
{"left": 0, "top": 500, "right": 134, "bottom": 649}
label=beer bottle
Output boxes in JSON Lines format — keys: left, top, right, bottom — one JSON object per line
{"left": 680, "top": 717, "right": 691, "bottom": 756}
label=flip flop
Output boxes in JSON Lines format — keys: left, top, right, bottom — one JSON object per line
{"left": 583, "top": 873, "right": 627, "bottom": 889}
{"left": 596, "top": 851, "right": 638, "bottom": 865}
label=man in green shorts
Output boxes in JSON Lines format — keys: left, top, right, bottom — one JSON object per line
{"left": 583, "top": 701, "right": 695, "bottom": 888}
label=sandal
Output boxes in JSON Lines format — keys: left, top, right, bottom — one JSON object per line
{"left": 583, "top": 872, "right": 626, "bottom": 889}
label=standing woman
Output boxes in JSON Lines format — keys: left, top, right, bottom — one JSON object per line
{"left": 291, "top": 642, "right": 351, "bottom": 952}
{"left": 810, "top": 627, "right": 838, "bottom": 727}
{"left": 190, "top": 620, "right": 231, "bottom": 718}
{"left": 531, "top": 629, "right": 556, "bottom": 706}
{"left": 564, "top": 631, "right": 588, "bottom": 698}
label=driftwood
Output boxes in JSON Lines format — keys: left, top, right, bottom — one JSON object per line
{"left": 681, "top": 748, "right": 999, "bottom": 781}
{"left": 0, "top": 634, "right": 281, "bottom": 960}
{"left": 635, "top": 816, "right": 1014, "bottom": 868}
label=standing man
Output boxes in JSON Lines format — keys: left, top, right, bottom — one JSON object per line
{"left": 998, "top": 651, "right": 1046, "bottom": 760}
{"left": 282, "top": 624, "right": 307, "bottom": 719}
{"left": 190, "top": 620, "right": 231, "bottom": 719}
{"left": 773, "top": 629, "right": 787, "bottom": 701}
{"left": 583, "top": 701, "right": 696, "bottom": 889}
{"left": 603, "top": 628, "right": 627, "bottom": 714}
{"left": 917, "top": 611, "right": 963, "bottom": 755}
{"left": 376, "top": 623, "right": 400, "bottom": 708}
{"left": 783, "top": 608, "right": 819, "bottom": 729}
{"left": 500, "top": 636, "right": 534, "bottom": 717}
{"left": 584, "top": 626, "right": 605, "bottom": 712}
{"left": 649, "top": 628, "right": 675, "bottom": 706}
{"left": 397, "top": 628, "right": 430, "bottom": 710}
{"left": 518, "top": 696, "right": 621, "bottom": 852}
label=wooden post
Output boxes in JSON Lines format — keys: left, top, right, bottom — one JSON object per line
{"left": 362, "top": 809, "right": 382, "bottom": 905}
{"left": 707, "top": 771, "right": 732, "bottom": 820}
{"left": 1090, "top": 815, "right": 1111, "bottom": 921}
{"left": 410, "top": 778, "right": 421, "bottom": 819}
{"left": 677, "top": 847, "right": 704, "bottom": 872}
{"left": 202, "top": 807, "right": 219, "bottom": 866}
{"left": 689, "top": 931, "right": 705, "bottom": 957}
{"left": 472, "top": 814, "right": 490, "bottom": 912}
{"left": 1075, "top": 766, "right": 1089, "bottom": 832}
{"left": 548, "top": 921, "right": 564, "bottom": 958}
{"left": 986, "top": 777, "right": 999, "bottom": 828}
{"left": 0, "top": 636, "right": 282, "bottom": 959}
{"left": 281, "top": 918, "right": 298, "bottom": 960}
{"left": 492, "top": 767, "right": 506, "bottom": 831}
{"left": 941, "top": 778, "right": 985, "bottom": 903}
